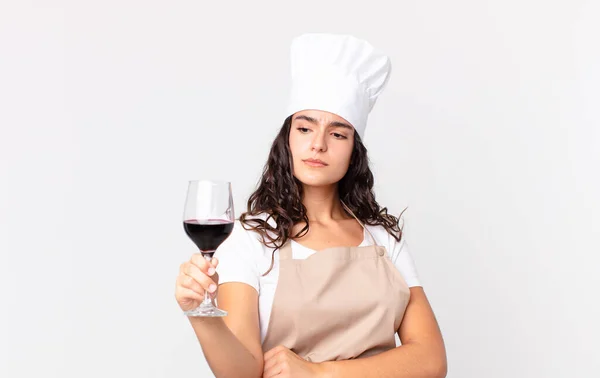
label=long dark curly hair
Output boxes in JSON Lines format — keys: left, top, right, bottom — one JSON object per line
{"left": 240, "top": 115, "right": 407, "bottom": 275}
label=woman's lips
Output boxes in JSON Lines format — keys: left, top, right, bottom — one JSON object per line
{"left": 303, "top": 158, "right": 328, "bottom": 167}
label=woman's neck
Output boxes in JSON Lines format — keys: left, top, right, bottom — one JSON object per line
{"left": 301, "top": 185, "right": 349, "bottom": 223}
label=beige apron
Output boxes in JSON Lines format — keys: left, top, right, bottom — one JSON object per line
{"left": 261, "top": 204, "right": 411, "bottom": 362}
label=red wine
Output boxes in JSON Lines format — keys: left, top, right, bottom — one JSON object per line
{"left": 183, "top": 219, "right": 234, "bottom": 256}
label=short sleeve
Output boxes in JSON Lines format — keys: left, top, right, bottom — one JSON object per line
{"left": 389, "top": 236, "right": 422, "bottom": 288}
{"left": 214, "top": 220, "right": 262, "bottom": 293}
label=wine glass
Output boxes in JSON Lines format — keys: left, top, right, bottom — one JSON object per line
{"left": 182, "top": 180, "right": 234, "bottom": 317}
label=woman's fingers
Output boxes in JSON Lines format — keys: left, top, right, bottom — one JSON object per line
{"left": 180, "top": 261, "right": 218, "bottom": 294}
{"left": 190, "top": 254, "right": 219, "bottom": 277}
{"left": 174, "top": 255, "right": 221, "bottom": 312}
{"left": 175, "top": 286, "right": 204, "bottom": 303}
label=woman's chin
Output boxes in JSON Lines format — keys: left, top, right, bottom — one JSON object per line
{"left": 295, "top": 173, "right": 341, "bottom": 188}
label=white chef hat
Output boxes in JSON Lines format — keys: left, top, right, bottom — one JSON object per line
{"left": 285, "top": 33, "right": 392, "bottom": 139}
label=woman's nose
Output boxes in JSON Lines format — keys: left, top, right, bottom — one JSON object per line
{"left": 311, "top": 131, "right": 327, "bottom": 152}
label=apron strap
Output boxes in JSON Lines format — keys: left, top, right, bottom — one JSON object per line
{"left": 340, "top": 200, "right": 379, "bottom": 247}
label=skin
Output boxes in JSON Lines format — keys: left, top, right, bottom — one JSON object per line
{"left": 175, "top": 109, "right": 447, "bottom": 378}
{"left": 287, "top": 110, "right": 365, "bottom": 250}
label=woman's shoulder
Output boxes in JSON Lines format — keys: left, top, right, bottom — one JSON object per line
{"left": 364, "top": 223, "right": 421, "bottom": 287}
{"left": 220, "top": 212, "right": 276, "bottom": 251}
{"left": 364, "top": 223, "right": 406, "bottom": 250}
{"left": 215, "top": 214, "right": 275, "bottom": 272}
{"left": 215, "top": 214, "right": 276, "bottom": 291}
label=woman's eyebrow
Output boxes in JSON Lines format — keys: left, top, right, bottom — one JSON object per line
{"left": 294, "top": 115, "right": 353, "bottom": 130}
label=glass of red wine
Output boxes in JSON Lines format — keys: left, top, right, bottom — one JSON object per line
{"left": 182, "top": 180, "right": 234, "bottom": 317}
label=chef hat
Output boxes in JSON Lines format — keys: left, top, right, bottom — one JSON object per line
{"left": 285, "top": 33, "right": 392, "bottom": 139}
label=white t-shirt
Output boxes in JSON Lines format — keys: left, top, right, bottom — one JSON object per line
{"left": 215, "top": 217, "right": 421, "bottom": 343}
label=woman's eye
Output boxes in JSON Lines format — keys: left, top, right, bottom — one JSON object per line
{"left": 332, "top": 133, "right": 347, "bottom": 139}
{"left": 297, "top": 127, "right": 310, "bottom": 133}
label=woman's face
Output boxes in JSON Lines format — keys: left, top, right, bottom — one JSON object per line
{"left": 288, "top": 109, "right": 355, "bottom": 188}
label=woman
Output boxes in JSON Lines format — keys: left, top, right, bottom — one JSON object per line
{"left": 175, "top": 33, "right": 447, "bottom": 378}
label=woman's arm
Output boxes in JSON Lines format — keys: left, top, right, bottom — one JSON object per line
{"left": 188, "top": 282, "right": 264, "bottom": 378}
{"left": 321, "top": 287, "right": 447, "bottom": 378}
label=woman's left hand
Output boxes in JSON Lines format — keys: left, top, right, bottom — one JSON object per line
{"left": 262, "top": 345, "right": 331, "bottom": 378}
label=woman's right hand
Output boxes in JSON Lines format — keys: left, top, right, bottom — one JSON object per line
{"left": 175, "top": 254, "right": 220, "bottom": 313}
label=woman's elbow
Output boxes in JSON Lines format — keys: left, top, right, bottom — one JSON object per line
{"left": 428, "top": 355, "right": 447, "bottom": 378}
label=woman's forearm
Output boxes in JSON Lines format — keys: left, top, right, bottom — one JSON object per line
{"left": 321, "top": 342, "right": 447, "bottom": 378}
{"left": 188, "top": 317, "right": 262, "bottom": 378}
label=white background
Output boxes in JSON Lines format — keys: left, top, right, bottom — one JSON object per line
{"left": 1, "top": 1, "right": 599, "bottom": 377}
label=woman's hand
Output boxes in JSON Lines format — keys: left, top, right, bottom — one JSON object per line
{"left": 174, "top": 254, "right": 219, "bottom": 312}
{"left": 263, "top": 345, "right": 331, "bottom": 378}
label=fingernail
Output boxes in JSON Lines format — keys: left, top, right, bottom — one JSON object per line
{"left": 207, "top": 267, "right": 215, "bottom": 276}
{"left": 208, "top": 284, "right": 217, "bottom": 293}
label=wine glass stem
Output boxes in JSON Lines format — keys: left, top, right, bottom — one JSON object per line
{"left": 202, "top": 253, "right": 215, "bottom": 306}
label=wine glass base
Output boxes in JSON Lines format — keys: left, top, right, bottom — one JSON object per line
{"left": 184, "top": 304, "right": 228, "bottom": 317}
